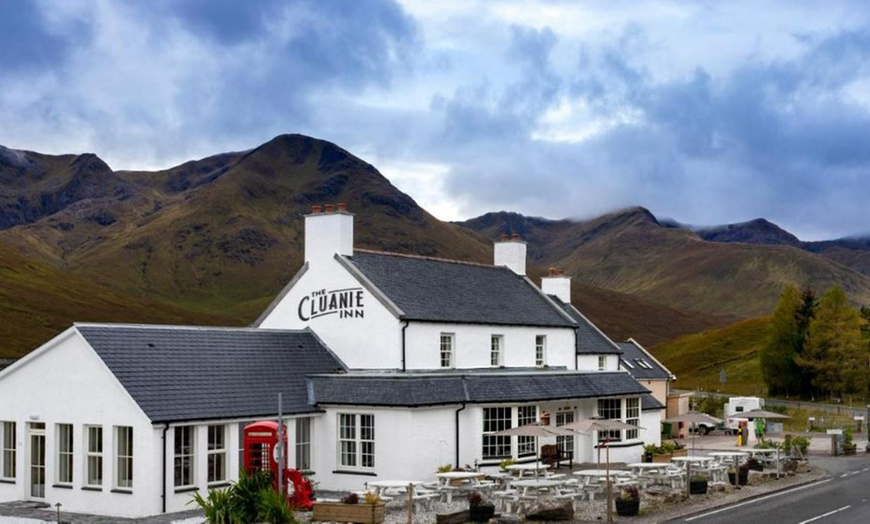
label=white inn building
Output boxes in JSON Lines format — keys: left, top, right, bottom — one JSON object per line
{"left": 0, "top": 203, "right": 662, "bottom": 518}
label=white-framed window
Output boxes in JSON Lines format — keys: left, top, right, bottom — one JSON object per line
{"left": 555, "top": 411, "right": 575, "bottom": 455}
{"left": 490, "top": 335, "right": 503, "bottom": 367}
{"left": 597, "top": 398, "right": 622, "bottom": 442}
{"left": 56, "top": 423, "right": 73, "bottom": 485}
{"left": 84, "top": 425, "right": 103, "bottom": 487}
{"left": 598, "top": 356, "right": 606, "bottom": 371}
{"left": 296, "top": 418, "right": 311, "bottom": 471}
{"left": 482, "top": 407, "right": 511, "bottom": 459}
{"left": 338, "top": 414, "right": 374, "bottom": 471}
{"left": 626, "top": 398, "right": 640, "bottom": 440}
{"left": 207, "top": 425, "right": 226, "bottom": 485}
{"left": 440, "top": 333, "right": 454, "bottom": 368}
{"left": 115, "top": 426, "right": 133, "bottom": 490}
{"left": 174, "top": 426, "right": 195, "bottom": 488}
{"left": 517, "top": 406, "right": 537, "bottom": 455}
{"left": 535, "top": 335, "right": 546, "bottom": 367}
{"left": 1, "top": 421, "right": 15, "bottom": 480}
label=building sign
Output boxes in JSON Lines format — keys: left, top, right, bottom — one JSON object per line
{"left": 298, "top": 287, "right": 365, "bottom": 321}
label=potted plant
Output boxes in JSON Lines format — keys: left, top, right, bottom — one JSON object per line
{"left": 688, "top": 474, "right": 708, "bottom": 495}
{"left": 311, "top": 492, "right": 385, "bottom": 523}
{"left": 843, "top": 428, "right": 857, "bottom": 456}
{"left": 467, "top": 491, "right": 496, "bottom": 522}
{"left": 745, "top": 457, "right": 763, "bottom": 471}
{"left": 615, "top": 485, "right": 640, "bottom": 516}
{"left": 642, "top": 443, "right": 657, "bottom": 463}
{"left": 727, "top": 464, "right": 749, "bottom": 486}
{"left": 499, "top": 457, "right": 517, "bottom": 472}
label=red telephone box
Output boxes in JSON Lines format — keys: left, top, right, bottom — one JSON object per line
{"left": 243, "top": 421, "right": 286, "bottom": 477}
{"left": 243, "top": 421, "right": 314, "bottom": 510}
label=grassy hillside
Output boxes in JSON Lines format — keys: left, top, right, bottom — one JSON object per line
{"left": 651, "top": 316, "right": 772, "bottom": 396}
{"left": 0, "top": 244, "right": 228, "bottom": 358}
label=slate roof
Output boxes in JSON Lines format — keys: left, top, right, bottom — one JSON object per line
{"left": 641, "top": 393, "right": 665, "bottom": 411}
{"left": 345, "top": 251, "right": 574, "bottom": 327}
{"left": 549, "top": 297, "right": 621, "bottom": 354}
{"left": 616, "top": 341, "right": 672, "bottom": 380}
{"left": 76, "top": 324, "right": 346, "bottom": 423}
{"left": 309, "top": 370, "right": 649, "bottom": 407}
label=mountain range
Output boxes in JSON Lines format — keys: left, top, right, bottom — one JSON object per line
{"left": 2, "top": 134, "right": 870, "bottom": 361}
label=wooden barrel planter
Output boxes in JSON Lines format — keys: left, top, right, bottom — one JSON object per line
{"left": 311, "top": 501, "right": 386, "bottom": 523}
{"left": 615, "top": 498, "right": 640, "bottom": 517}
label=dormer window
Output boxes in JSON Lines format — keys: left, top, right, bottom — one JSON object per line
{"left": 598, "top": 356, "right": 606, "bottom": 371}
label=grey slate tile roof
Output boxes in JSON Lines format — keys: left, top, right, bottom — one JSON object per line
{"left": 641, "top": 393, "right": 665, "bottom": 411}
{"left": 346, "top": 251, "right": 574, "bottom": 327}
{"left": 616, "top": 341, "right": 672, "bottom": 380}
{"left": 549, "top": 297, "right": 621, "bottom": 354}
{"left": 309, "top": 370, "right": 649, "bottom": 407}
{"left": 76, "top": 324, "right": 346, "bottom": 423}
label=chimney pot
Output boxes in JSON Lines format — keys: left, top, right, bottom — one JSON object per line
{"left": 311, "top": 204, "right": 322, "bottom": 214}
{"left": 511, "top": 233, "right": 521, "bottom": 241}
{"left": 337, "top": 202, "right": 348, "bottom": 212}
{"left": 324, "top": 203, "right": 335, "bottom": 213}
{"left": 548, "top": 267, "right": 558, "bottom": 276}
{"left": 500, "top": 233, "right": 509, "bottom": 241}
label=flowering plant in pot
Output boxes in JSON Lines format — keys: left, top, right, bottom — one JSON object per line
{"left": 467, "top": 491, "right": 495, "bottom": 522}
{"left": 615, "top": 485, "right": 640, "bottom": 516}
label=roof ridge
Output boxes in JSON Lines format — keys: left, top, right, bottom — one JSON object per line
{"left": 353, "top": 248, "right": 499, "bottom": 269}
{"left": 73, "top": 322, "right": 308, "bottom": 333}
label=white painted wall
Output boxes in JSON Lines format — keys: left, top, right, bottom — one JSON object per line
{"left": 404, "top": 323, "right": 576, "bottom": 370}
{"left": 577, "top": 354, "right": 620, "bottom": 371}
{"left": 258, "top": 258, "right": 402, "bottom": 370}
{"left": 0, "top": 328, "right": 159, "bottom": 518}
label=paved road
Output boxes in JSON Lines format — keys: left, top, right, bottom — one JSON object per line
{"left": 666, "top": 456, "right": 870, "bottom": 524}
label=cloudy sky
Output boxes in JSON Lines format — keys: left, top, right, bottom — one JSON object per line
{"left": 2, "top": 0, "right": 870, "bottom": 240}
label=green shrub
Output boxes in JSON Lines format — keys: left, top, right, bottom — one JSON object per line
{"left": 257, "top": 487, "right": 297, "bottom": 524}
{"left": 190, "top": 487, "right": 234, "bottom": 524}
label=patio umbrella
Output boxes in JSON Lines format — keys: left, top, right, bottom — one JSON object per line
{"left": 562, "top": 418, "right": 643, "bottom": 523}
{"left": 491, "top": 422, "right": 575, "bottom": 474}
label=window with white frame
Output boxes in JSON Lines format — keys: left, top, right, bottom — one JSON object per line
{"left": 115, "top": 426, "right": 133, "bottom": 489}
{"left": 597, "top": 398, "right": 622, "bottom": 442}
{"left": 338, "top": 414, "right": 374, "bottom": 470}
{"left": 482, "top": 407, "right": 511, "bottom": 458}
{"left": 535, "top": 335, "right": 546, "bottom": 366}
{"left": 555, "top": 411, "right": 574, "bottom": 455}
{"left": 296, "top": 418, "right": 311, "bottom": 471}
{"left": 207, "top": 425, "right": 226, "bottom": 484}
{"left": 598, "top": 356, "right": 606, "bottom": 371}
{"left": 440, "top": 333, "right": 454, "bottom": 368}
{"left": 517, "top": 406, "right": 537, "bottom": 455}
{"left": 56, "top": 423, "right": 73, "bottom": 485}
{"left": 1, "top": 421, "right": 15, "bottom": 480}
{"left": 626, "top": 398, "right": 640, "bottom": 440}
{"left": 174, "top": 426, "right": 194, "bottom": 488}
{"left": 85, "top": 425, "right": 102, "bottom": 487}
{"left": 490, "top": 335, "right": 503, "bottom": 367}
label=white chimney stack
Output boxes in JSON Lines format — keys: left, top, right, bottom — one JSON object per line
{"left": 494, "top": 233, "right": 527, "bottom": 276}
{"left": 304, "top": 202, "right": 354, "bottom": 264}
{"left": 541, "top": 268, "right": 571, "bottom": 303}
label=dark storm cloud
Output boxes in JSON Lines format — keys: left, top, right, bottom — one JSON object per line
{"left": 0, "top": 0, "right": 89, "bottom": 71}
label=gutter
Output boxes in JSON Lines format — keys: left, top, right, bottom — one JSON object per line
{"left": 401, "top": 320, "right": 409, "bottom": 372}
{"left": 161, "top": 424, "right": 169, "bottom": 513}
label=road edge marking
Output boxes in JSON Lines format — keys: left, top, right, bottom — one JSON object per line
{"left": 798, "top": 505, "right": 851, "bottom": 524}
{"left": 685, "top": 479, "right": 832, "bottom": 521}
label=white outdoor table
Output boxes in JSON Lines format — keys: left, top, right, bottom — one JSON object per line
{"left": 511, "top": 478, "right": 563, "bottom": 501}
{"left": 747, "top": 448, "right": 781, "bottom": 478}
{"left": 505, "top": 463, "right": 551, "bottom": 477}
{"left": 671, "top": 456, "right": 714, "bottom": 464}
{"left": 709, "top": 451, "right": 749, "bottom": 487}
{"left": 434, "top": 472, "right": 486, "bottom": 502}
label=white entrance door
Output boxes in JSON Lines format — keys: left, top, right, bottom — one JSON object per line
{"left": 28, "top": 423, "right": 46, "bottom": 500}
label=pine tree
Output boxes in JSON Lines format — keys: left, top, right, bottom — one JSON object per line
{"left": 798, "top": 286, "right": 865, "bottom": 400}
{"left": 760, "top": 285, "right": 806, "bottom": 396}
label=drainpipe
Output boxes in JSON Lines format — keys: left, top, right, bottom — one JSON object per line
{"left": 161, "top": 424, "right": 169, "bottom": 513}
{"left": 455, "top": 403, "right": 466, "bottom": 467}
{"left": 574, "top": 327, "right": 580, "bottom": 370}
{"left": 401, "top": 320, "right": 409, "bottom": 372}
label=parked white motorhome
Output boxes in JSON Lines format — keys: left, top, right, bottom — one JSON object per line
{"left": 724, "top": 396, "right": 764, "bottom": 435}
